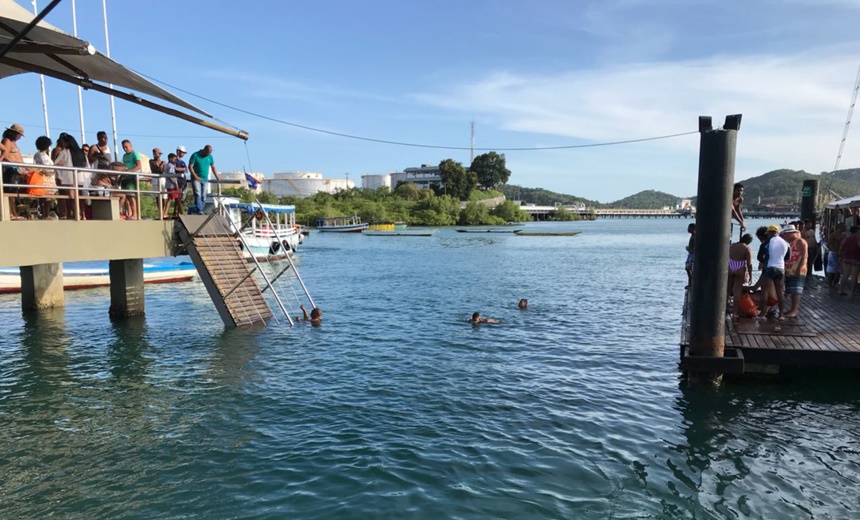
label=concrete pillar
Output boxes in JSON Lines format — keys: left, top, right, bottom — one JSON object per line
{"left": 20, "top": 263, "right": 64, "bottom": 310}
{"left": 109, "top": 259, "right": 145, "bottom": 317}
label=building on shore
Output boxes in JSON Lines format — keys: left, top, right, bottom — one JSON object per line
{"left": 262, "top": 171, "right": 354, "bottom": 198}
{"left": 391, "top": 164, "right": 442, "bottom": 190}
{"left": 361, "top": 173, "right": 394, "bottom": 190}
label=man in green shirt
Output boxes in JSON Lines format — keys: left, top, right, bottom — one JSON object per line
{"left": 188, "top": 144, "right": 220, "bottom": 214}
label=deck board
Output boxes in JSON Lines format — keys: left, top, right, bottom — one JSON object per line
{"left": 681, "top": 277, "right": 860, "bottom": 368}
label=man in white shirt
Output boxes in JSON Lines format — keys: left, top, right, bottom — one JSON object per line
{"left": 759, "top": 224, "right": 790, "bottom": 318}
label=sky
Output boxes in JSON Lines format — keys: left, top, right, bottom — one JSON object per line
{"left": 1, "top": 0, "right": 859, "bottom": 202}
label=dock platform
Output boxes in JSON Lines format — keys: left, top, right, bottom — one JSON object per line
{"left": 680, "top": 277, "right": 860, "bottom": 371}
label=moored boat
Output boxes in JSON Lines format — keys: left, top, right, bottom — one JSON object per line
{"left": 0, "top": 260, "right": 196, "bottom": 294}
{"left": 206, "top": 197, "right": 303, "bottom": 260}
{"left": 317, "top": 215, "right": 368, "bottom": 232}
{"left": 362, "top": 229, "right": 437, "bottom": 237}
{"left": 513, "top": 230, "right": 581, "bottom": 236}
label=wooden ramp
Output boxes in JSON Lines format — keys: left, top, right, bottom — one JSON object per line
{"left": 680, "top": 277, "right": 860, "bottom": 371}
{"left": 177, "top": 214, "right": 273, "bottom": 327}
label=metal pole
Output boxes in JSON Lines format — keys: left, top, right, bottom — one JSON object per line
{"left": 32, "top": 0, "right": 50, "bottom": 137}
{"left": 689, "top": 115, "right": 741, "bottom": 360}
{"left": 101, "top": 0, "right": 119, "bottom": 159}
{"left": 254, "top": 200, "right": 315, "bottom": 309}
{"left": 71, "top": 0, "right": 85, "bottom": 143}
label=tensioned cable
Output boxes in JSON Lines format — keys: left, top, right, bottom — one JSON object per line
{"left": 0, "top": 118, "right": 233, "bottom": 140}
{"left": 133, "top": 70, "right": 698, "bottom": 151}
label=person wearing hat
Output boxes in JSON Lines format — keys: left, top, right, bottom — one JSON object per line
{"left": 174, "top": 146, "right": 188, "bottom": 199}
{"left": 781, "top": 224, "right": 807, "bottom": 318}
{"left": 758, "top": 224, "right": 790, "bottom": 318}
{"left": 0, "top": 124, "right": 26, "bottom": 219}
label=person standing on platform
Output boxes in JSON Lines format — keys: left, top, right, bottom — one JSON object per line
{"left": 187, "top": 144, "right": 219, "bottom": 215}
{"left": 731, "top": 183, "right": 745, "bottom": 234}
{"left": 826, "top": 223, "right": 847, "bottom": 287}
{"left": 728, "top": 234, "right": 754, "bottom": 319}
{"left": 88, "top": 131, "right": 112, "bottom": 170}
{"left": 782, "top": 225, "right": 808, "bottom": 318}
{"left": 685, "top": 223, "right": 696, "bottom": 288}
{"left": 149, "top": 148, "right": 165, "bottom": 214}
{"left": 174, "top": 145, "right": 188, "bottom": 205}
{"left": 759, "top": 224, "right": 790, "bottom": 319}
{"left": 839, "top": 225, "right": 860, "bottom": 296}
{"left": 121, "top": 139, "right": 142, "bottom": 220}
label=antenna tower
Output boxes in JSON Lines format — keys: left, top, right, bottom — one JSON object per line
{"left": 470, "top": 120, "right": 475, "bottom": 164}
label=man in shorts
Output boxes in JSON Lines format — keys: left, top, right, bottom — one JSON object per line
{"left": 759, "top": 224, "right": 790, "bottom": 318}
{"left": 782, "top": 224, "right": 808, "bottom": 319}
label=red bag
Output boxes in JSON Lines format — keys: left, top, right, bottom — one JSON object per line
{"left": 738, "top": 293, "right": 758, "bottom": 318}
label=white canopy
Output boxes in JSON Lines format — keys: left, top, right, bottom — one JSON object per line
{"left": 825, "top": 195, "right": 860, "bottom": 209}
{"left": 0, "top": 0, "right": 248, "bottom": 139}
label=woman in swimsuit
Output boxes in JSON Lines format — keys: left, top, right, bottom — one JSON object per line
{"left": 0, "top": 124, "right": 25, "bottom": 220}
{"left": 728, "top": 234, "right": 754, "bottom": 319}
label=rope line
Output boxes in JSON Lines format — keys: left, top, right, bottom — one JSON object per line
{"left": 133, "top": 70, "right": 698, "bottom": 151}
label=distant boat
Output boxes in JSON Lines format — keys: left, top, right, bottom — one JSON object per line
{"left": 317, "top": 215, "right": 369, "bottom": 233}
{"left": 513, "top": 231, "right": 581, "bottom": 236}
{"left": 0, "top": 261, "right": 197, "bottom": 294}
{"left": 363, "top": 230, "right": 437, "bottom": 237}
{"left": 455, "top": 228, "right": 521, "bottom": 233}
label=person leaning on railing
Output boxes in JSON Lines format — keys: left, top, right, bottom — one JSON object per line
{"left": 89, "top": 161, "right": 127, "bottom": 210}
{"left": 0, "top": 123, "right": 26, "bottom": 220}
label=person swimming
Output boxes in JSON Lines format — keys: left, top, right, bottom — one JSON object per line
{"left": 518, "top": 299, "right": 528, "bottom": 309}
{"left": 470, "top": 312, "right": 500, "bottom": 324}
{"left": 296, "top": 304, "right": 322, "bottom": 325}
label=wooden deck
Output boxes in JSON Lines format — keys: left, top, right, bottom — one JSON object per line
{"left": 680, "top": 276, "right": 860, "bottom": 370}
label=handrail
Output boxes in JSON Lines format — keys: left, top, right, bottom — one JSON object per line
{"left": 210, "top": 195, "right": 293, "bottom": 326}
{"left": 254, "top": 199, "right": 316, "bottom": 310}
{"left": 0, "top": 159, "right": 185, "bottom": 221}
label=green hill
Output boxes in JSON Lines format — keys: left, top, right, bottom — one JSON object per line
{"left": 498, "top": 185, "right": 599, "bottom": 207}
{"left": 605, "top": 190, "right": 682, "bottom": 209}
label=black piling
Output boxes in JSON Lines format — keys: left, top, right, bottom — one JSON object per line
{"left": 689, "top": 115, "right": 741, "bottom": 360}
{"left": 801, "top": 179, "right": 819, "bottom": 222}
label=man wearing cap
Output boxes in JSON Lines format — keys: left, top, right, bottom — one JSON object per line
{"left": 174, "top": 146, "right": 188, "bottom": 200}
{"left": 781, "top": 224, "right": 807, "bottom": 318}
{"left": 759, "top": 224, "right": 790, "bottom": 318}
{"left": 187, "top": 144, "right": 220, "bottom": 215}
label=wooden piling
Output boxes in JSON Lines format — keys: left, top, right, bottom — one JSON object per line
{"left": 688, "top": 115, "right": 741, "bottom": 360}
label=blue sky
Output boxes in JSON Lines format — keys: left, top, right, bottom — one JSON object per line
{"left": 1, "top": 0, "right": 859, "bottom": 201}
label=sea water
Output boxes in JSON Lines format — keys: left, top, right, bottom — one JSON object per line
{"left": 1, "top": 219, "right": 858, "bottom": 519}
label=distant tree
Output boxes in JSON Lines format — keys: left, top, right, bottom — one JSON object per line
{"left": 551, "top": 206, "right": 579, "bottom": 221}
{"left": 491, "top": 200, "right": 532, "bottom": 222}
{"left": 411, "top": 195, "right": 460, "bottom": 226}
{"left": 459, "top": 201, "right": 491, "bottom": 225}
{"left": 470, "top": 152, "right": 511, "bottom": 190}
{"left": 394, "top": 181, "right": 421, "bottom": 200}
{"left": 438, "top": 159, "right": 476, "bottom": 200}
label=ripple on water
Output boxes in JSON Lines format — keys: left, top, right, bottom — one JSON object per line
{"left": 2, "top": 221, "right": 860, "bottom": 518}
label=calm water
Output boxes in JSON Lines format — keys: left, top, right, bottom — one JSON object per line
{"left": 1, "top": 219, "right": 859, "bottom": 519}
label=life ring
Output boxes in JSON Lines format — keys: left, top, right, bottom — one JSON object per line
{"left": 269, "top": 241, "right": 281, "bottom": 255}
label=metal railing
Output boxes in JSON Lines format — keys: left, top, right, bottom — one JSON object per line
{"left": 0, "top": 160, "right": 184, "bottom": 222}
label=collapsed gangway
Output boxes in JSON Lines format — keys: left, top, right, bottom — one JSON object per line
{"left": 176, "top": 200, "right": 313, "bottom": 328}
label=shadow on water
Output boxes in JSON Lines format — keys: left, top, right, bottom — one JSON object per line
{"left": 667, "top": 375, "right": 860, "bottom": 518}
{"left": 107, "top": 315, "right": 154, "bottom": 383}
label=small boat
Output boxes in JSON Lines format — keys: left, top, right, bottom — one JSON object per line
{"left": 206, "top": 197, "right": 303, "bottom": 260}
{"left": 0, "top": 260, "right": 197, "bottom": 294}
{"left": 363, "top": 230, "right": 437, "bottom": 237}
{"left": 455, "top": 228, "right": 521, "bottom": 233}
{"left": 317, "top": 215, "right": 368, "bottom": 233}
{"left": 513, "top": 231, "right": 581, "bottom": 236}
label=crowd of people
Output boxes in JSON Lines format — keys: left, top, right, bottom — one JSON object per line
{"left": 0, "top": 123, "right": 221, "bottom": 221}
{"left": 685, "top": 183, "right": 824, "bottom": 320}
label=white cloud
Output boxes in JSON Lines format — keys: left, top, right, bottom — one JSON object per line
{"left": 414, "top": 48, "right": 860, "bottom": 199}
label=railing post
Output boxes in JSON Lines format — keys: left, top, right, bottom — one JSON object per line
{"left": 689, "top": 115, "right": 742, "bottom": 365}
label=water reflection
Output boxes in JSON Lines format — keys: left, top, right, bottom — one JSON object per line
{"left": 107, "top": 315, "right": 153, "bottom": 384}
{"left": 672, "top": 377, "right": 860, "bottom": 517}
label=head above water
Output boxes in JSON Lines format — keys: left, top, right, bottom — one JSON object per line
{"left": 472, "top": 312, "right": 480, "bottom": 321}
{"left": 518, "top": 299, "right": 528, "bottom": 309}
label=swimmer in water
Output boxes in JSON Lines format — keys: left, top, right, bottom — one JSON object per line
{"left": 518, "top": 299, "right": 528, "bottom": 309}
{"left": 470, "top": 312, "right": 500, "bottom": 324}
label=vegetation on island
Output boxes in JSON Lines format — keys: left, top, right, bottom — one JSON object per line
{"left": 214, "top": 152, "right": 531, "bottom": 227}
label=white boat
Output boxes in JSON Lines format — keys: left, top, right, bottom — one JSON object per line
{"left": 0, "top": 260, "right": 196, "bottom": 294}
{"left": 317, "top": 215, "right": 368, "bottom": 233}
{"left": 206, "top": 197, "right": 303, "bottom": 260}
{"left": 363, "top": 229, "right": 437, "bottom": 237}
